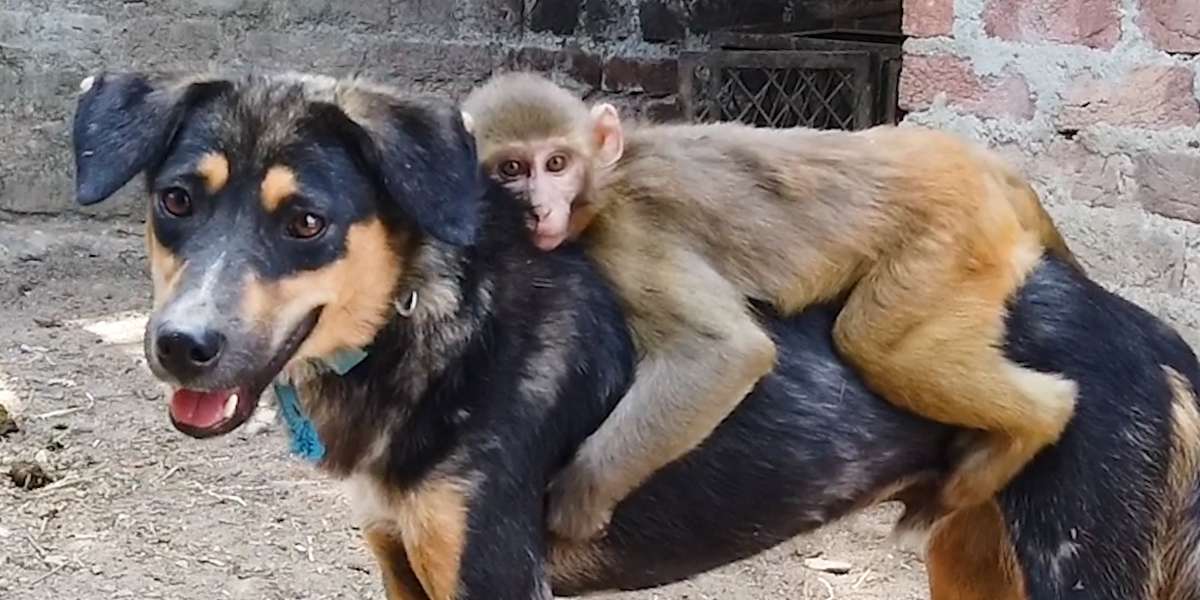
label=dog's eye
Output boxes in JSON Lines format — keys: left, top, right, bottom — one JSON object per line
{"left": 497, "top": 160, "right": 526, "bottom": 179}
{"left": 159, "top": 187, "right": 193, "bottom": 218}
{"left": 286, "top": 213, "right": 326, "bottom": 240}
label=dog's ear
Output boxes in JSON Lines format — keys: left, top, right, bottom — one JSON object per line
{"left": 331, "top": 92, "right": 484, "bottom": 247}
{"left": 72, "top": 72, "right": 230, "bottom": 206}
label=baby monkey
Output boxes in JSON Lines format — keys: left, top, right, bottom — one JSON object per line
{"left": 462, "top": 72, "right": 1081, "bottom": 541}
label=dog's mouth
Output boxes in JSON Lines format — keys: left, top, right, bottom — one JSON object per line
{"left": 168, "top": 308, "right": 323, "bottom": 439}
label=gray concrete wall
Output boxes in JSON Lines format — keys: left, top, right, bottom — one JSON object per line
{"left": 0, "top": 0, "right": 729, "bottom": 217}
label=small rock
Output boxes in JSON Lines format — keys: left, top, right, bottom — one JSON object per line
{"left": 33, "top": 317, "right": 63, "bottom": 328}
{"left": 0, "top": 404, "right": 17, "bottom": 437}
{"left": 8, "top": 461, "right": 54, "bottom": 490}
{"left": 803, "top": 557, "right": 853, "bottom": 575}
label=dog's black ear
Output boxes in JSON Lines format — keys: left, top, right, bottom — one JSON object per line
{"left": 333, "top": 92, "right": 484, "bottom": 247}
{"left": 72, "top": 72, "right": 230, "bottom": 206}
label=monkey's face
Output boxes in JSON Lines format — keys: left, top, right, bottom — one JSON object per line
{"left": 482, "top": 138, "right": 587, "bottom": 251}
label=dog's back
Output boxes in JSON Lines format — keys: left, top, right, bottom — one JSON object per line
{"left": 552, "top": 254, "right": 1200, "bottom": 600}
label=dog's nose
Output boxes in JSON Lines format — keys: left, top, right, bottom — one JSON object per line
{"left": 154, "top": 326, "right": 225, "bottom": 380}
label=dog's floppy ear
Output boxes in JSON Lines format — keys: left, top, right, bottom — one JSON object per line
{"left": 333, "top": 91, "right": 484, "bottom": 247}
{"left": 72, "top": 72, "right": 230, "bottom": 205}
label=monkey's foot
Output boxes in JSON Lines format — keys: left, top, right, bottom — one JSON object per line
{"left": 547, "top": 464, "right": 617, "bottom": 541}
{"left": 938, "top": 439, "right": 1026, "bottom": 509}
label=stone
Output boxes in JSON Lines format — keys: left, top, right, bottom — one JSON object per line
{"left": 899, "top": 54, "right": 1035, "bottom": 120}
{"left": 902, "top": 0, "right": 953, "bottom": 37}
{"left": 1041, "top": 139, "right": 1128, "bottom": 209}
{"left": 1138, "top": 0, "right": 1200, "bottom": 54}
{"left": 1059, "top": 66, "right": 1200, "bottom": 130}
{"left": 644, "top": 96, "right": 683, "bottom": 122}
{"left": 8, "top": 461, "right": 52, "bottom": 490}
{"left": 639, "top": 0, "right": 685, "bottom": 42}
{"left": 584, "top": 0, "right": 633, "bottom": 38}
{"left": 602, "top": 56, "right": 679, "bottom": 95}
{"left": 509, "top": 47, "right": 604, "bottom": 90}
{"left": 1134, "top": 152, "right": 1200, "bottom": 223}
{"left": 0, "top": 403, "right": 17, "bottom": 437}
{"left": 983, "top": 0, "right": 1121, "bottom": 49}
{"left": 803, "top": 558, "right": 853, "bottom": 574}
{"left": 528, "top": 0, "right": 580, "bottom": 34}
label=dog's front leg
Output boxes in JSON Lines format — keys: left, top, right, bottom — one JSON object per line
{"left": 380, "top": 473, "right": 549, "bottom": 600}
{"left": 364, "top": 526, "right": 430, "bottom": 600}
{"left": 456, "top": 474, "right": 553, "bottom": 600}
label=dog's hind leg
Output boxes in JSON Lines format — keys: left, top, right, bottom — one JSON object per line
{"left": 926, "top": 501, "right": 1026, "bottom": 600}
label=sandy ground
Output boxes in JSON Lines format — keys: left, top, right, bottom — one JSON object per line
{"left": 0, "top": 215, "right": 928, "bottom": 599}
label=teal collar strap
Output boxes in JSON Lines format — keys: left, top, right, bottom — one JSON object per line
{"left": 273, "top": 347, "right": 369, "bottom": 463}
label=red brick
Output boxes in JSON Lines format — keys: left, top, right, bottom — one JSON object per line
{"left": 899, "top": 54, "right": 1035, "bottom": 120}
{"left": 1041, "top": 139, "right": 1126, "bottom": 208}
{"left": 903, "top": 0, "right": 953, "bottom": 37}
{"left": 1134, "top": 152, "right": 1200, "bottom": 222}
{"left": 1139, "top": 0, "right": 1200, "bottom": 54}
{"left": 509, "top": 47, "right": 602, "bottom": 89}
{"left": 1059, "top": 66, "right": 1200, "bottom": 130}
{"left": 983, "top": 0, "right": 1120, "bottom": 49}
{"left": 602, "top": 56, "right": 678, "bottom": 96}
{"left": 644, "top": 96, "right": 683, "bottom": 122}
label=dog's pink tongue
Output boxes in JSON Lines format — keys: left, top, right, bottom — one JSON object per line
{"left": 170, "top": 389, "right": 233, "bottom": 429}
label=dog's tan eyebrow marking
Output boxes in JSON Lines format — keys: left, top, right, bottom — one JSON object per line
{"left": 261, "top": 165, "right": 299, "bottom": 212}
{"left": 197, "top": 152, "right": 230, "bottom": 194}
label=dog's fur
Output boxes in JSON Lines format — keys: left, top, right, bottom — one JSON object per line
{"left": 72, "top": 70, "right": 1200, "bottom": 600}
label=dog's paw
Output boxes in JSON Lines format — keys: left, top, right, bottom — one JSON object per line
{"left": 546, "top": 464, "right": 615, "bottom": 541}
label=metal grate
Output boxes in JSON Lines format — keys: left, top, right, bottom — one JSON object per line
{"left": 696, "top": 64, "right": 865, "bottom": 129}
{"left": 680, "top": 41, "right": 900, "bottom": 131}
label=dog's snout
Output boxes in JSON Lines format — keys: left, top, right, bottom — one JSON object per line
{"left": 154, "top": 326, "right": 226, "bottom": 380}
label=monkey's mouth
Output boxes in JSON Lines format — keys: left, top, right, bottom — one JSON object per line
{"left": 527, "top": 203, "right": 571, "bottom": 251}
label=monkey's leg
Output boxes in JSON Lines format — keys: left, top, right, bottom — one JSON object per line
{"left": 548, "top": 248, "right": 777, "bottom": 541}
{"left": 833, "top": 234, "right": 1077, "bottom": 509}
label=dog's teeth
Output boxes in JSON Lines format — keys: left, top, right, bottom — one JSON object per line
{"left": 223, "top": 393, "right": 239, "bottom": 420}
{"left": 79, "top": 76, "right": 95, "bottom": 92}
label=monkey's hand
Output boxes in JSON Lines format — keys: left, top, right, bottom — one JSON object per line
{"left": 546, "top": 456, "right": 617, "bottom": 541}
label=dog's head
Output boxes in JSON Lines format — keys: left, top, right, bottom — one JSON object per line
{"left": 72, "top": 71, "right": 483, "bottom": 438}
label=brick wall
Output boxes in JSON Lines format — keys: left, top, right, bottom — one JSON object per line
{"left": 901, "top": 0, "right": 1200, "bottom": 345}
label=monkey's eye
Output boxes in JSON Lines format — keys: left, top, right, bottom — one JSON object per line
{"left": 159, "top": 187, "right": 193, "bottom": 218}
{"left": 545, "top": 154, "right": 569, "bottom": 173}
{"left": 497, "top": 160, "right": 527, "bottom": 179}
{"left": 286, "top": 212, "right": 327, "bottom": 240}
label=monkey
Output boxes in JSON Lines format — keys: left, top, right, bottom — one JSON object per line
{"left": 460, "top": 71, "right": 1083, "bottom": 541}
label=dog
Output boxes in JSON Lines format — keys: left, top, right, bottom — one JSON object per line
{"left": 71, "top": 69, "right": 1200, "bottom": 600}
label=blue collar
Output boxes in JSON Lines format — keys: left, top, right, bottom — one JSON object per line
{"left": 273, "top": 347, "right": 369, "bottom": 463}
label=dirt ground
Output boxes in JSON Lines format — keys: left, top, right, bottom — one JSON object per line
{"left": 0, "top": 215, "right": 928, "bottom": 599}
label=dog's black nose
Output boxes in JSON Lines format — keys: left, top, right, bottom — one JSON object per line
{"left": 154, "top": 327, "right": 225, "bottom": 380}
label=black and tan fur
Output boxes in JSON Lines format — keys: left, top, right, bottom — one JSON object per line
{"left": 72, "top": 70, "right": 1200, "bottom": 600}
{"left": 462, "top": 72, "right": 1084, "bottom": 540}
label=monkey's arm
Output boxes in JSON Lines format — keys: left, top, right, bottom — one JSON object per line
{"left": 547, "top": 245, "right": 777, "bottom": 540}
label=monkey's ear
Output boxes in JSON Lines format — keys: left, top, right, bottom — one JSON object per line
{"left": 589, "top": 103, "right": 624, "bottom": 168}
{"left": 335, "top": 95, "right": 483, "bottom": 247}
{"left": 72, "top": 72, "right": 230, "bottom": 205}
